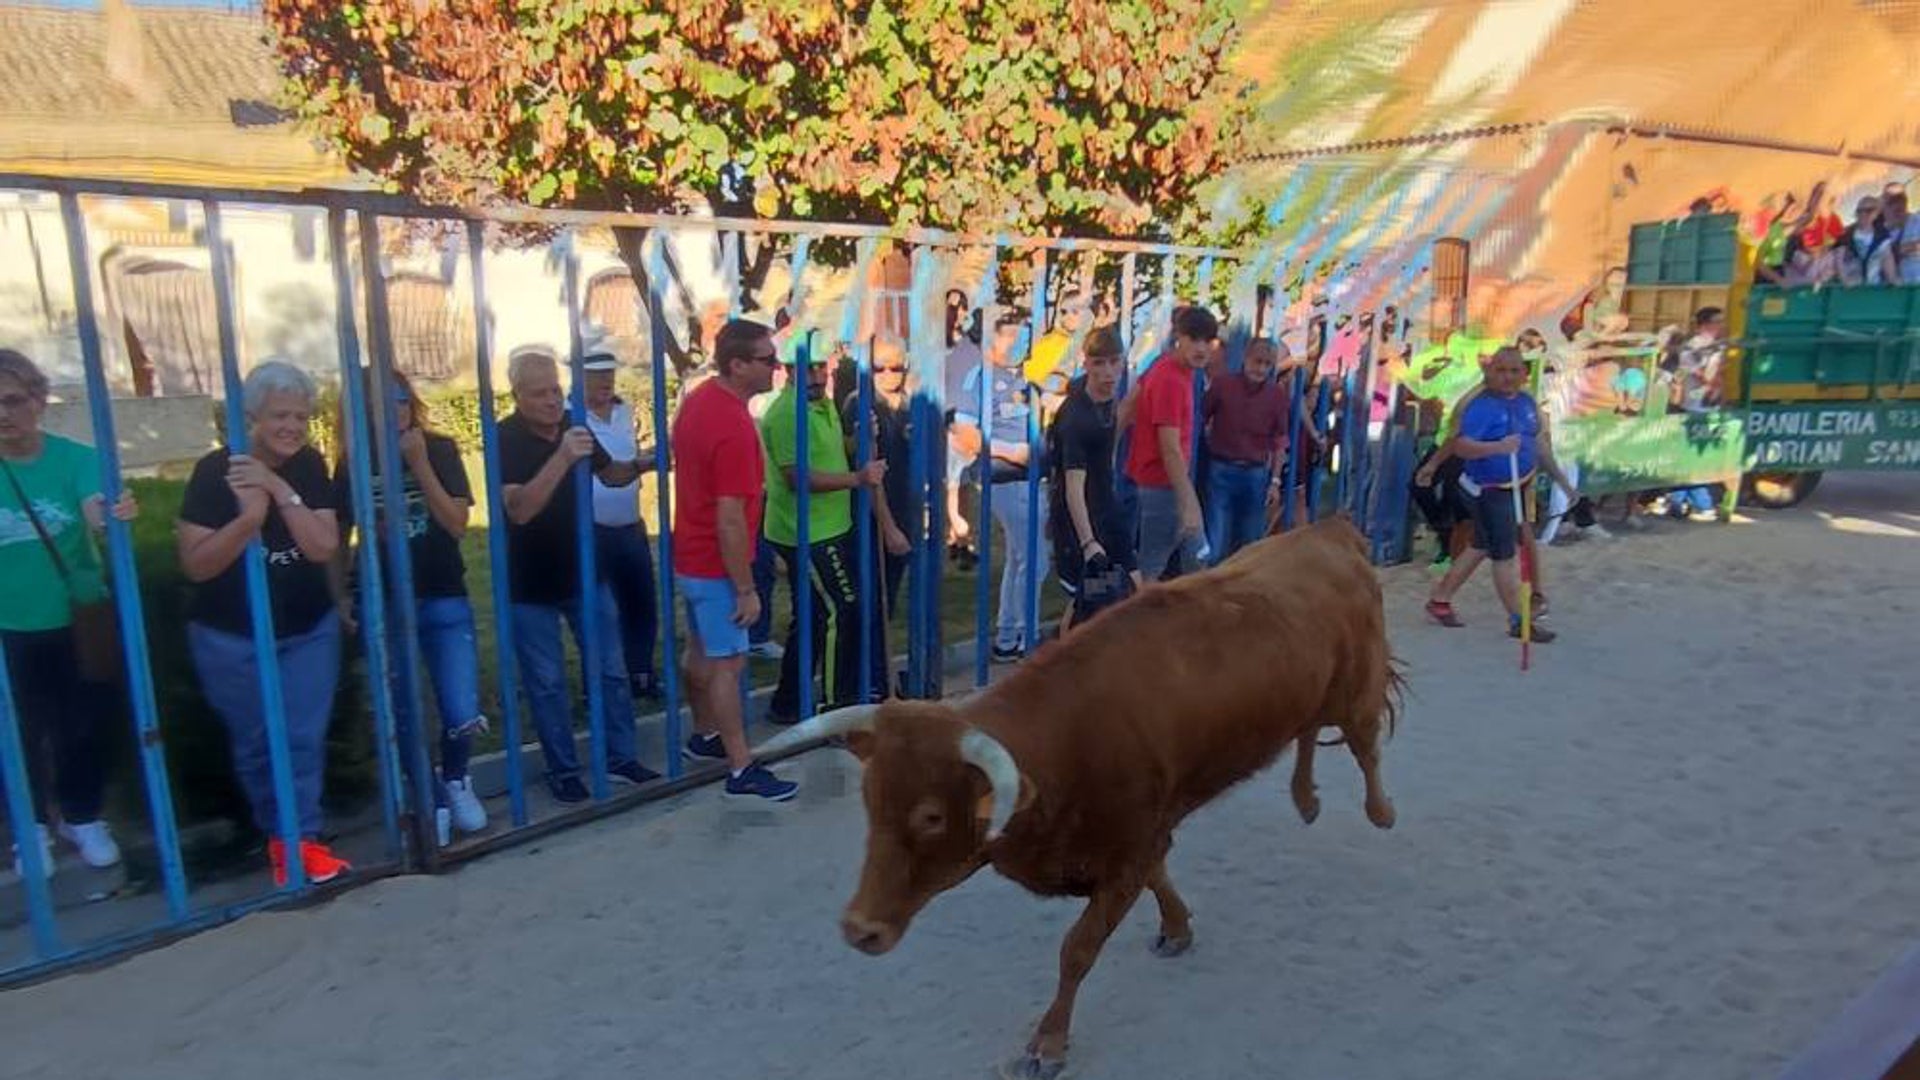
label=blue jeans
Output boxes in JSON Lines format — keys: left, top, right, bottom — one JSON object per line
{"left": 388, "top": 596, "right": 483, "bottom": 792}
{"left": 510, "top": 588, "right": 640, "bottom": 785}
{"left": 1205, "top": 460, "right": 1272, "bottom": 565}
{"left": 188, "top": 612, "right": 342, "bottom": 839}
{"left": 594, "top": 523, "right": 658, "bottom": 683}
{"left": 1136, "top": 485, "right": 1201, "bottom": 581}
{"left": 989, "top": 480, "right": 1050, "bottom": 652}
{"left": 1669, "top": 486, "right": 1714, "bottom": 516}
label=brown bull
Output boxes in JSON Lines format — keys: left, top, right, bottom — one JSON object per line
{"left": 753, "top": 516, "right": 1404, "bottom": 1079}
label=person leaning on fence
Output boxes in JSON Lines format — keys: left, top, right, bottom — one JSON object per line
{"left": 328, "top": 367, "right": 489, "bottom": 844}
{"left": 580, "top": 345, "right": 663, "bottom": 702}
{"left": 839, "top": 335, "right": 917, "bottom": 626}
{"left": 176, "top": 359, "right": 350, "bottom": 886}
{"left": 1424, "top": 347, "right": 1578, "bottom": 645}
{"left": 0, "top": 349, "right": 137, "bottom": 878}
{"left": 1046, "top": 326, "right": 1138, "bottom": 638}
{"left": 497, "top": 345, "right": 660, "bottom": 805}
{"left": 760, "top": 337, "right": 893, "bottom": 723}
{"left": 1201, "top": 337, "right": 1292, "bottom": 564}
{"left": 953, "top": 307, "right": 1051, "bottom": 662}
{"left": 670, "top": 319, "right": 798, "bottom": 801}
{"left": 1124, "top": 304, "right": 1218, "bottom": 582}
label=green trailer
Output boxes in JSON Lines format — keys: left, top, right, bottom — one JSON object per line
{"left": 1735, "top": 283, "right": 1920, "bottom": 508}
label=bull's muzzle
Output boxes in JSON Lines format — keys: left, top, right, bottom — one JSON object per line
{"left": 840, "top": 911, "right": 900, "bottom": 956}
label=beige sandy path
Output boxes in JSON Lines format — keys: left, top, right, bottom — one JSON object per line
{"left": 3, "top": 474, "right": 1917, "bottom": 1080}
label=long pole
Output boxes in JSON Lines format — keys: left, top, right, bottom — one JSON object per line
{"left": 1509, "top": 449, "right": 1531, "bottom": 672}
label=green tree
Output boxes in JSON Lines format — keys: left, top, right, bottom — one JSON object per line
{"left": 263, "top": 0, "right": 1256, "bottom": 366}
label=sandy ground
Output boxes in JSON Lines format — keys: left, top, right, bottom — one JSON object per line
{"left": 4, "top": 474, "right": 1918, "bottom": 1080}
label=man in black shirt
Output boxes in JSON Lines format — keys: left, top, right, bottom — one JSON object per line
{"left": 1047, "top": 326, "right": 1138, "bottom": 636}
{"left": 498, "top": 345, "right": 658, "bottom": 803}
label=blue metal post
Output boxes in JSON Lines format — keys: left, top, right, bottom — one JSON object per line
{"left": 1024, "top": 251, "right": 1048, "bottom": 652}
{"left": 464, "top": 221, "right": 529, "bottom": 822}
{"left": 1280, "top": 365, "right": 1307, "bottom": 531}
{"left": 904, "top": 245, "right": 943, "bottom": 700}
{"left": 839, "top": 238, "right": 880, "bottom": 706}
{"left": 559, "top": 248, "right": 610, "bottom": 800}
{"left": 0, "top": 641, "right": 59, "bottom": 956}
{"left": 354, "top": 214, "right": 437, "bottom": 859}
{"left": 56, "top": 191, "right": 189, "bottom": 917}
{"left": 639, "top": 232, "right": 683, "bottom": 778}
{"left": 854, "top": 346, "right": 875, "bottom": 704}
{"left": 794, "top": 329, "right": 815, "bottom": 720}
{"left": 969, "top": 242, "right": 1002, "bottom": 688}
{"left": 326, "top": 208, "right": 407, "bottom": 862}
{"left": 203, "top": 201, "right": 305, "bottom": 889}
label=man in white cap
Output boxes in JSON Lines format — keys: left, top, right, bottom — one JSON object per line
{"left": 579, "top": 336, "right": 662, "bottom": 703}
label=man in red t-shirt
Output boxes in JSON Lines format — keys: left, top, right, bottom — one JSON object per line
{"left": 1124, "top": 305, "right": 1219, "bottom": 580}
{"left": 669, "top": 319, "right": 797, "bottom": 801}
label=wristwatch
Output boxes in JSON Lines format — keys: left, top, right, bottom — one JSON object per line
{"left": 279, "top": 491, "right": 304, "bottom": 508}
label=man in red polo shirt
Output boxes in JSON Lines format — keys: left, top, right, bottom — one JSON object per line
{"left": 670, "top": 318, "right": 797, "bottom": 802}
{"left": 1125, "top": 305, "right": 1219, "bottom": 580}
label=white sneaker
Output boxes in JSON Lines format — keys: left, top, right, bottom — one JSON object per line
{"left": 1586, "top": 523, "right": 1615, "bottom": 541}
{"left": 748, "top": 641, "right": 784, "bottom": 660}
{"left": 59, "top": 820, "right": 121, "bottom": 868}
{"left": 445, "top": 777, "right": 488, "bottom": 834}
{"left": 11, "top": 822, "right": 54, "bottom": 880}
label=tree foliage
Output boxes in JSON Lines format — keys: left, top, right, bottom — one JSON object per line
{"left": 262, "top": 0, "right": 1256, "bottom": 241}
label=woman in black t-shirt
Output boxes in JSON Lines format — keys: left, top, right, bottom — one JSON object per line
{"left": 329, "top": 369, "right": 488, "bottom": 843}
{"left": 176, "top": 360, "right": 350, "bottom": 887}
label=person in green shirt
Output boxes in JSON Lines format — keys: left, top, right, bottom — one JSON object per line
{"left": 760, "top": 343, "right": 889, "bottom": 722}
{"left": 0, "top": 349, "right": 138, "bottom": 877}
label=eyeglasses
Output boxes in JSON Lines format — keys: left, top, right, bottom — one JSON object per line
{"left": 874, "top": 365, "right": 908, "bottom": 374}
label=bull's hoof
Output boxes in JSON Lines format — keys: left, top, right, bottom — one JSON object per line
{"left": 1293, "top": 793, "right": 1322, "bottom": 825}
{"left": 1152, "top": 932, "right": 1193, "bottom": 958}
{"left": 998, "top": 1053, "right": 1069, "bottom": 1080}
{"left": 1366, "top": 797, "right": 1397, "bottom": 830}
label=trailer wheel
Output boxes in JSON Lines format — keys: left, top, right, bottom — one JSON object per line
{"left": 1740, "top": 470, "right": 1822, "bottom": 510}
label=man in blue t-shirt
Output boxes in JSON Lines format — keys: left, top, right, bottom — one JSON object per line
{"left": 1424, "top": 347, "right": 1577, "bottom": 644}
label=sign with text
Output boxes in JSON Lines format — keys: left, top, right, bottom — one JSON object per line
{"left": 1552, "top": 411, "right": 1747, "bottom": 494}
{"left": 1742, "top": 403, "right": 1920, "bottom": 472}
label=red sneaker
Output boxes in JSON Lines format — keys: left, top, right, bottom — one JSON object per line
{"left": 267, "top": 838, "right": 352, "bottom": 886}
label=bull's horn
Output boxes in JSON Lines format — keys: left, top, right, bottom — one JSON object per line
{"left": 957, "top": 728, "right": 1024, "bottom": 841}
{"left": 750, "top": 703, "right": 882, "bottom": 760}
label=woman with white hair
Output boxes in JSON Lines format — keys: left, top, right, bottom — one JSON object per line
{"left": 1, "top": 348, "right": 138, "bottom": 878}
{"left": 176, "top": 359, "right": 348, "bottom": 886}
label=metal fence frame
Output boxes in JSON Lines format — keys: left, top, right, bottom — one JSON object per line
{"left": 0, "top": 172, "right": 1423, "bottom": 987}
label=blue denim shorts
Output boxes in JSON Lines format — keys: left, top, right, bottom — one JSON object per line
{"left": 676, "top": 574, "right": 750, "bottom": 659}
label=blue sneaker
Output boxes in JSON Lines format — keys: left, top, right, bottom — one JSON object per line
{"left": 683, "top": 733, "right": 727, "bottom": 762}
{"left": 724, "top": 763, "right": 798, "bottom": 802}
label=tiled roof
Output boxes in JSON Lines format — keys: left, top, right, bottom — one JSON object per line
{"left": 0, "top": 4, "right": 289, "bottom": 125}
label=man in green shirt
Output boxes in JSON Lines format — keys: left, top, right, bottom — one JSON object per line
{"left": 761, "top": 343, "right": 889, "bottom": 722}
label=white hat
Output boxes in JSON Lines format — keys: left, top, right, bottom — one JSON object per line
{"left": 579, "top": 324, "right": 619, "bottom": 371}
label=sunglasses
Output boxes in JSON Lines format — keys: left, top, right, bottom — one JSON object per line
{"left": 0, "top": 393, "right": 34, "bottom": 410}
{"left": 874, "top": 365, "right": 907, "bottom": 374}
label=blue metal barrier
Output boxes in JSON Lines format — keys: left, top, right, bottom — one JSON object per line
{"left": 1025, "top": 253, "right": 1049, "bottom": 650}
{"left": 57, "top": 192, "right": 190, "bottom": 920}
{"left": 464, "top": 221, "right": 531, "bottom": 820}
{"left": 1, "top": 171, "right": 1466, "bottom": 986}
{"left": 203, "top": 201, "right": 307, "bottom": 890}
{"left": 329, "top": 209, "right": 411, "bottom": 863}
{"left": 968, "top": 244, "right": 1003, "bottom": 688}
{"left": 355, "top": 213, "right": 438, "bottom": 858}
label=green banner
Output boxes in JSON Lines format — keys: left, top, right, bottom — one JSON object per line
{"left": 1552, "top": 411, "right": 1747, "bottom": 494}
{"left": 1743, "top": 402, "right": 1920, "bottom": 472}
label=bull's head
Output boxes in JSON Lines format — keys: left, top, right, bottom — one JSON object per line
{"left": 753, "top": 701, "right": 1034, "bottom": 956}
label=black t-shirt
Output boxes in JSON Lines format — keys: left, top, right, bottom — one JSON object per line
{"left": 179, "top": 445, "right": 339, "bottom": 639}
{"left": 842, "top": 395, "right": 916, "bottom": 542}
{"left": 332, "top": 431, "right": 472, "bottom": 599}
{"left": 497, "top": 412, "right": 611, "bottom": 606}
{"left": 1046, "top": 389, "right": 1133, "bottom": 564}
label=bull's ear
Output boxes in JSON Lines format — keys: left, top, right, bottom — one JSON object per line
{"left": 844, "top": 730, "right": 876, "bottom": 762}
